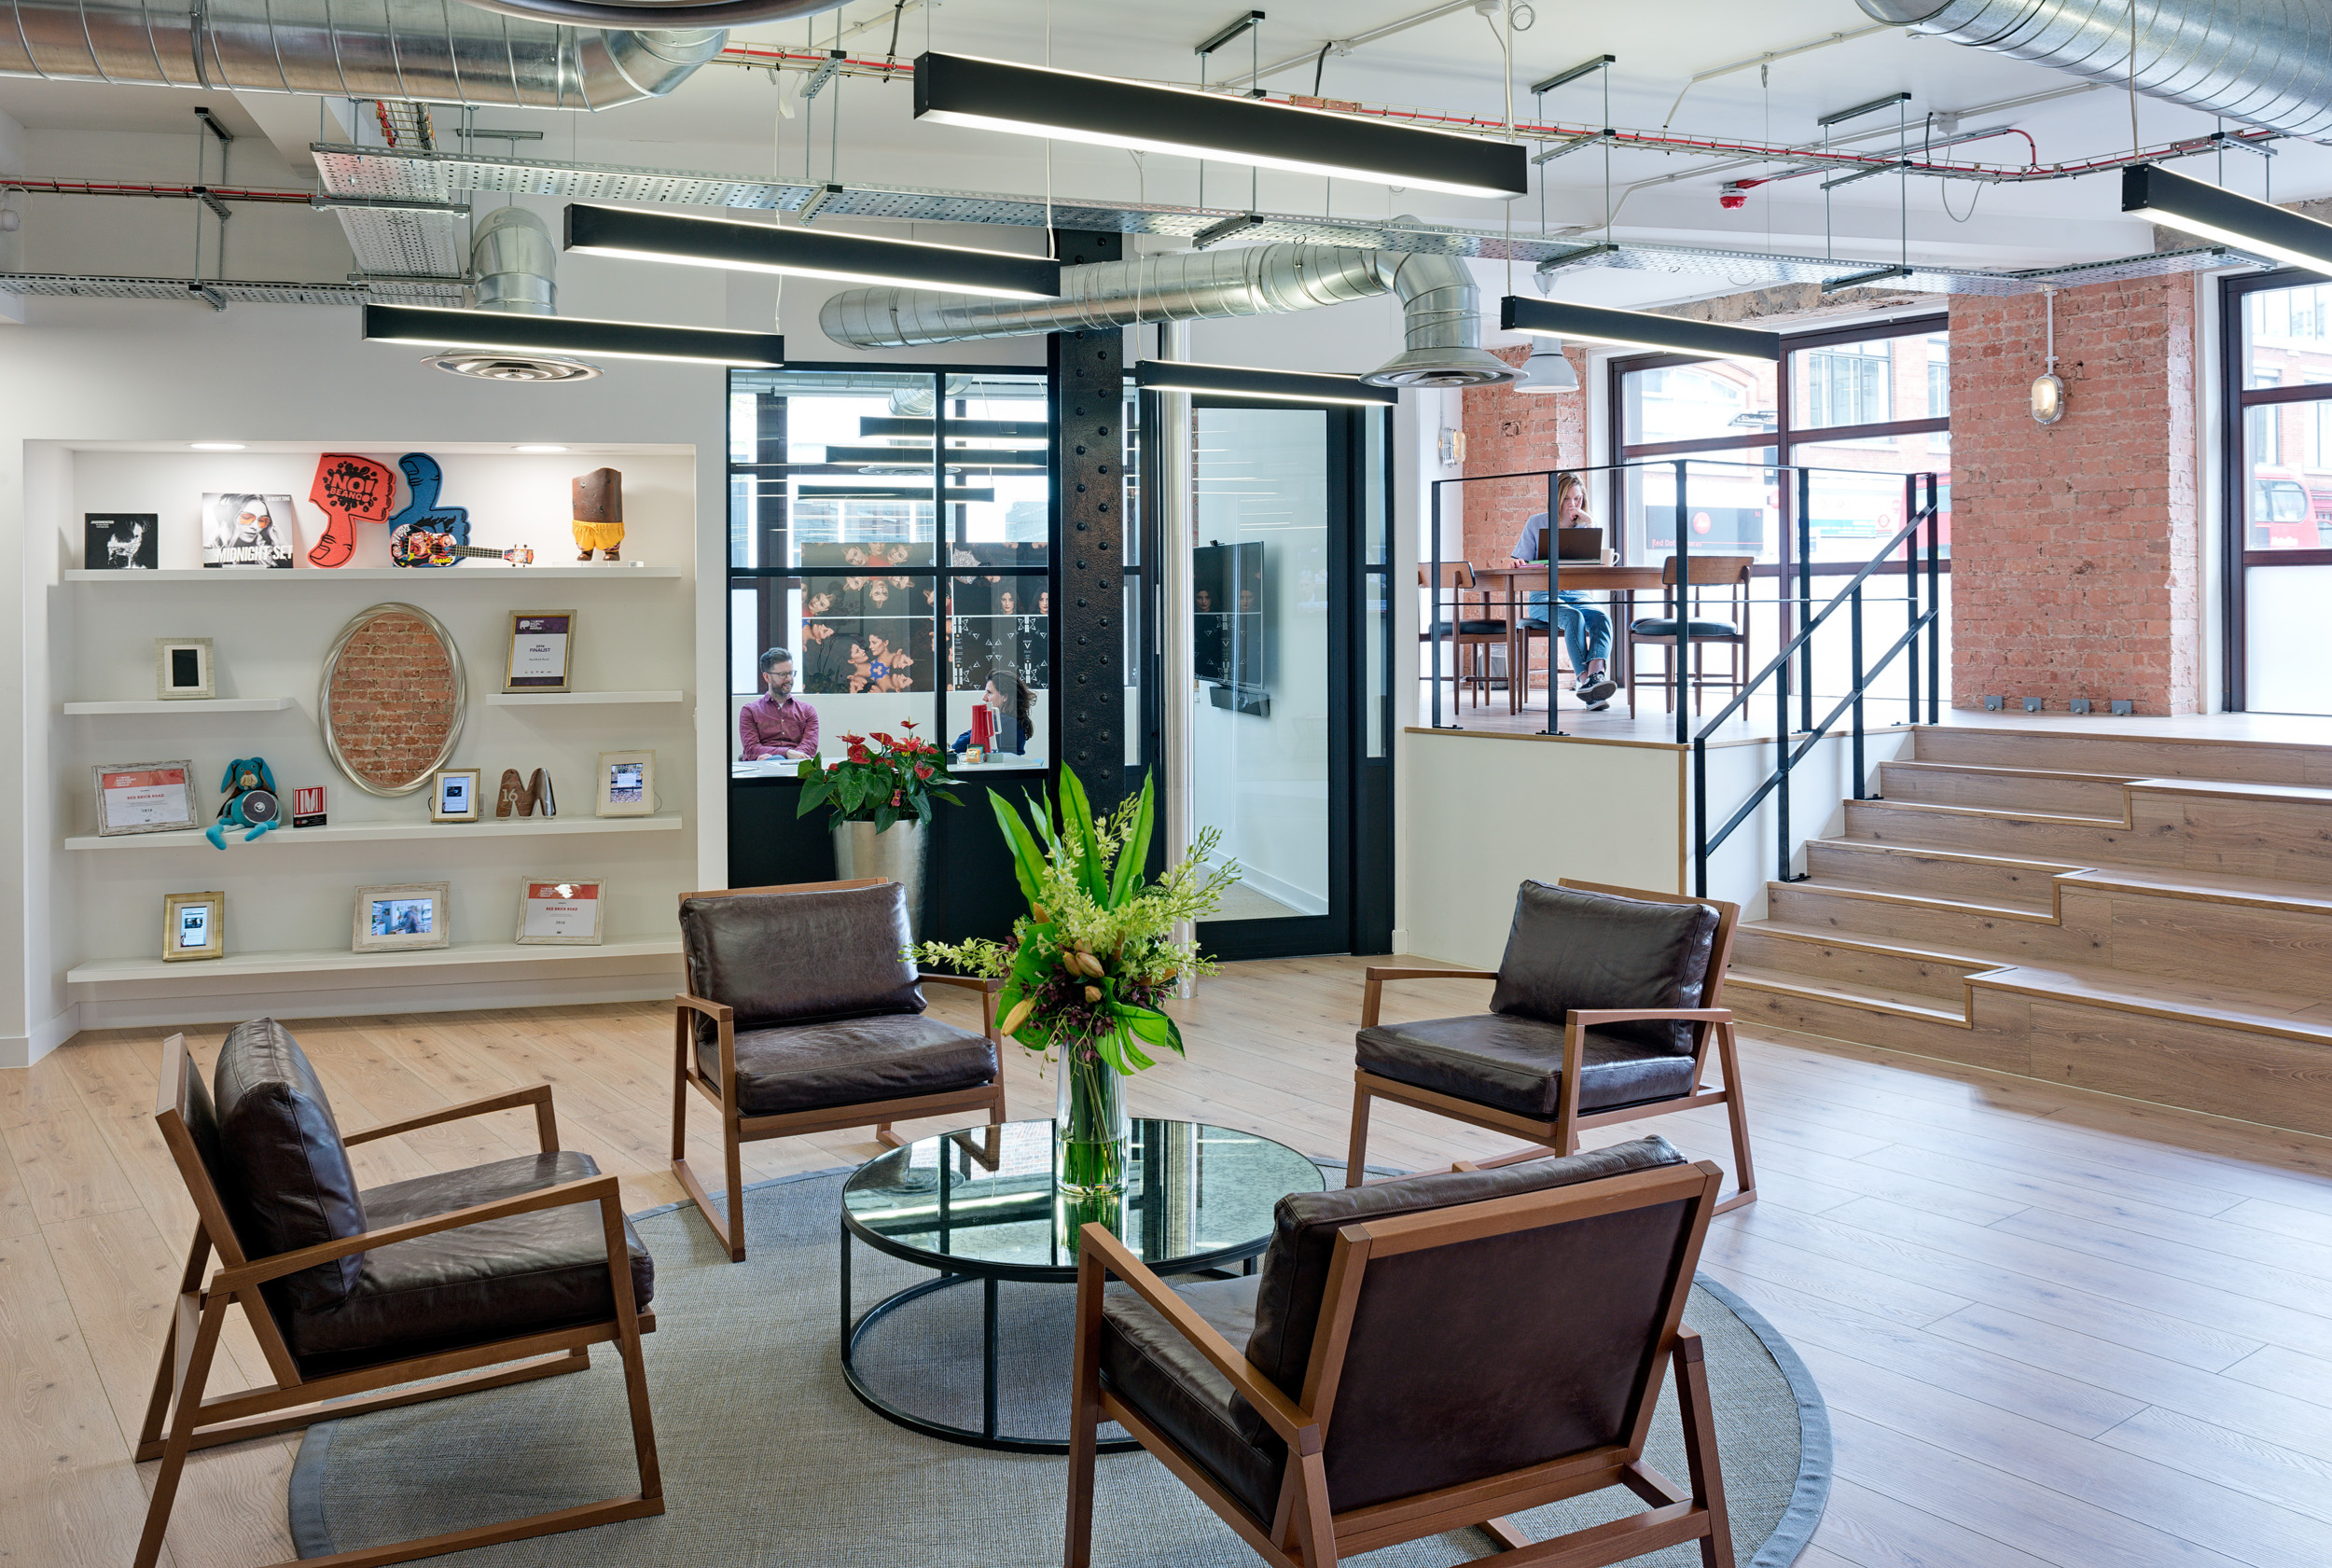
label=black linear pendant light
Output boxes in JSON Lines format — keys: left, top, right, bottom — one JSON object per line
{"left": 1501, "top": 297, "right": 1782, "bottom": 364}
{"left": 563, "top": 204, "right": 1062, "bottom": 299}
{"left": 2122, "top": 164, "right": 2331, "bottom": 273}
{"left": 914, "top": 51, "right": 1529, "bottom": 201}
{"left": 363, "top": 304, "right": 786, "bottom": 368}
{"left": 1134, "top": 359, "right": 1398, "bottom": 406}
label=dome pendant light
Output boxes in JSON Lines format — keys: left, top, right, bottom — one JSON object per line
{"left": 1513, "top": 343, "right": 1579, "bottom": 395}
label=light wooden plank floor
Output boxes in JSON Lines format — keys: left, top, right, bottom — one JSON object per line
{"left": 9, "top": 955, "right": 2332, "bottom": 1567}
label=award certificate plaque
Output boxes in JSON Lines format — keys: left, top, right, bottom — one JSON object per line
{"left": 516, "top": 878, "right": 604, "bottom": 945}
{"left": 94, "top": 760, "right": 198, "bottom": 837}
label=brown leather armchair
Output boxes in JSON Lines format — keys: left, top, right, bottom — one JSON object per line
{"left": 1347, "top": 878, "right": 1756, "bottom": 1213}
{"left": 673, "top": 878, "right": 1006, "bottom": 1261}
{"left": 136, "top": 1019, "right": 659, "bottom": 1568}
{"left": 1066, "top": 1136, "right": 1734, "bottom": 1568}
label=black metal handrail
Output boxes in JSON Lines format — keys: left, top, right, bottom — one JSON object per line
{"left": 1691, "top": 472, "right": 1943, "bottom": 895}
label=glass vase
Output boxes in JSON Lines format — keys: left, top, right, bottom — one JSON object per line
{"left": 1055, "top": 1042, "right": 1131, "bottom": 1196}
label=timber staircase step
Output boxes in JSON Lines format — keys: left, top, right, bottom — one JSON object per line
{"left": 1910, "top": 725, "right": 2332, "bottom": 784}
{"left": 1799, "top": 840, "right": 2077, "bottom": 910}
{"left": 1723, "top": 964, "right": 1970, "bottom": 1027}
{"left": 1876, "top": 759, "right": 2136, "bottom": 814}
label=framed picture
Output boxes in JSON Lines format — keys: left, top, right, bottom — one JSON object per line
{"left": 162, "top": 892, "right": 226, "bottom": 963}
{"left": 86, "top": 513, "right": 159, "bottom": 571}
{"left": 430, "top": 768, "right": 482, "bottom": 823}
{"left": 516, "top": 877, "right": 604, "bottom": 945}
{"left": 505, "top": 611, "right": 576, "bottom": 693}
{"left": 353, "top": 882, "right": 451, "bottom": 952}
{"left": 156, "top": 639, "right": 215, "bottom": 701}
{"left": 92, "top": 760, "right": 199, "bottom": 837}
{"left": 596, "top": 750, "right": 655, "bottom": 817}
{"left": 201, "top": 493, "right": 297, "bottom": 569}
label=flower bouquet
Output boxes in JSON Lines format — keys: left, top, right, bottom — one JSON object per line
{"left": 920, "top": 769, "right": 1237, "bottom": 1194}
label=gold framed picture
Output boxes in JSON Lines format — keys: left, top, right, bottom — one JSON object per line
{"left": 596, "top": 750, "right": 654, "bottom": 817}
{"left": 156, "top": 639, "right": 215, "bottom": 700}
{"left": 505, "top": 611, "right": 576, "bottom": 693}
{"left": 430, "top": 769, "right": 482, "bottom": 823}
{"left": 354, "top": 882, "right": 451, "bottom": 952}
{"left": 162, "top": 892, "right": 225, "bottom": 962}
{"left": 516, "top": 876, "right": 605, "bottom": 945}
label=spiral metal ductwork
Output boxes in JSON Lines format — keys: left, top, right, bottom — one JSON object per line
{"left": 0, "top": 0, "right": 751, "bottom": 109}
{"left": 821, "top": 244, "right": 1520, "bottom": 388}
{"left": 1858, "top": 0, "right": 2332, "bottom": 141}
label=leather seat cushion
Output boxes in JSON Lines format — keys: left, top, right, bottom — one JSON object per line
{"left": 209, "top": 1018, "right": 368, "bottom": 1319}
{"left": 1489, "top": 881, "right": 1719, "bottom": 1056}
{"left": 679, "top": 883, "right": 925, "bottom": 1045}
{"left": 1630, "top": 617, "right": 1741, "bottom": 638}
{"left": 1355, "top": 1014, "right": 1699, "bottom": 1119}
{"left": 1100, "top": 1274, "right": 1284, "bottom": 1523}
{"left": 285, "top": 1150, "right": 654, "bottom": 1375}
{"left": 702, "top": 1013, "right": 999, "bottom": 1117}
{"left": 1429, "top": 618, "right": 1508, "bottom": 636}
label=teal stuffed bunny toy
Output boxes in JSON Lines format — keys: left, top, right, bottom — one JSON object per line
{"left": 208, "top": 757, "right": 282, "bottom": 848}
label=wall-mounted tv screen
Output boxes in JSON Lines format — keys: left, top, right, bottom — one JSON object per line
{"left": 1193, "top": 541, "right": 1264, "bottom": 689}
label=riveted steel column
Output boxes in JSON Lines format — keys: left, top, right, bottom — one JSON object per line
{"left": 1050, "top": 229, "right": 1130, "bottom": 816}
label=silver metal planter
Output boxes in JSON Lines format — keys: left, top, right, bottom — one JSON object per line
{"left": 831, "top": 818, "right": 929, "bottom": 940}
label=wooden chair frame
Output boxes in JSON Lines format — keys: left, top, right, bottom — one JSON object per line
{"left": 1422, "top": 562, "right": 1508, "bottom": 710}
{"left": 1346, "top": 880, "right": 1756, "bottom": 1214}
{"left": 673, "top": 878, "right": 1007, "bottom": 1262}
{"left": 136, "top": 1033, "right": 660, "bottom": 1568}
{"left": 1627, "top": 554, "right": 1754, "bottom": 718}
{"left": 1067, "top": 1159, "right": 1734, "bottom": 1568}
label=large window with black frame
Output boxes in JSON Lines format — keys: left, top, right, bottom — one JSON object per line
{"left": 2222, "top": 270, "right": 2332, "bottom": 715}
{"left": 1606, "top": 313, "right": 1951, "bottom": 712}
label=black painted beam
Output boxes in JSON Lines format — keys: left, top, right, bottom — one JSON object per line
{"left": 1049, "top": 229, "right": 1128, "bottom": 816}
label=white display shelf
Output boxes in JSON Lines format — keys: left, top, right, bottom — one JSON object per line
{"left": 484, "top": 689, "right": 686, "bottom": 707}
{"left": 62, "top": 697, "right": 296, "bottom": 715}
{"left": 65, "top": 566, "right": 684, "bottom": 582}
{"left": 66, "top": 813, "right": 683, "bottom": 851}
{"left": 67, "top": 936, "right": 682, "bottom": 985}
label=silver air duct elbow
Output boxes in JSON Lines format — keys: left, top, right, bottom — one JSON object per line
{"left": 0, "top": 1, "right": 758, "bottom": 108}
{"left": 471, "top": 207, "right": 557, "bottom": 314}
{"left": 1858, "top": 0, "right": 2332, "bottom": 141}
{"left": 820, "top": 243, "right": 1520, "bottom": 388}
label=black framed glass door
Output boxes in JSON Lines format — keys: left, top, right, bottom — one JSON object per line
{"left": 2221, "top": 268, "right": 2332, "bottom": 714}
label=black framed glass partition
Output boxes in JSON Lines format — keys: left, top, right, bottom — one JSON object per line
{"left": 2221, "top": 268, "right": 2332, "bottom": 714}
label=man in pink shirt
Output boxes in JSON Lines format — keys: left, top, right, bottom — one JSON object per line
{"left": 739, "top": 646, "right": 821, "bottom": 760}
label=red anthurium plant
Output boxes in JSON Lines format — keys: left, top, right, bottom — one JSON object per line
{"left": 794, "top": 720, "right": 964, "bottom": 833}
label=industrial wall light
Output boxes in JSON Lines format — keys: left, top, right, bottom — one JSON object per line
{"left": 2031, "top": 284, "right": 2066, "bottom": 426}
{"left": 1501, "top": 297, "right": 1782, "bottom": 364}
{"left": 2122, "top": 163, "right": 2332, "bottom": 273}
{"left": 363, "top": 304, "right": 784, "bottom": 368}
{"left": 562, "top": 204, "right": 1062, "bottom": 300}
{"left": 913, "top": 52, "right": 1529, "bottom": 200}
{"left": 1133, "top": 359, "right": 1399, "bottom": 406}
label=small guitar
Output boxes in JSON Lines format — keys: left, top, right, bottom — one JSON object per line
{"left": 390, "top": 528, "right": 535, "bottom": 568}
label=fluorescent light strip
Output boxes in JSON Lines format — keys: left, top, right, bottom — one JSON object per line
{"left": 1500, "top": 296, "right": 1783, "bottom": 364}
{"left": 363, "top": 304, "right": 784, "bottom": 368}
{"left": 914, "top": 52, "right": 1528, "bottom": 201}
{"left": 562, "top": 204, "right": 1062, "bottom": 301}
{"left": 1134, "top": 359, "right": 1399, "bottom": 406}
{"left": 2122, "top": 163, "right": 2329, "bottom": 273}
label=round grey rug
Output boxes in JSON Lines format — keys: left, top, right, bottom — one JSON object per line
{"left": 291, "top": 1166, "right": 1828, "bottom": 1566}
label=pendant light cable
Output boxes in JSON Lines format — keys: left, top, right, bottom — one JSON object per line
{"left": 1044, "top": 0, "right": 1056, "bottom": 257}
{"left": 2129, "top": 0, "right": 2140, "bottom": 159}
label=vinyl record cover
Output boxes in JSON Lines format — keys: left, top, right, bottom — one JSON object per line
{"left": 84, "top": 514, "right": 159, "bottom": 570}
{"left": 201, "top": 493, "right": 297, "bottom": 569}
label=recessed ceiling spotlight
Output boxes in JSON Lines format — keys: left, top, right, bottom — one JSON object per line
{"left": 189, "top": 442, "right": 246, "bottom": 451}
{"left": 513, "top": 444, "right": 571, "bottom": 453}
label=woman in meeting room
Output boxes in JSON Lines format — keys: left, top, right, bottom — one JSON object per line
{"left": 953, "top": 669, "right": 1034, "bottom": 757}
{"left": 1507, "top": 470, "right": 1618, "bottom": 711}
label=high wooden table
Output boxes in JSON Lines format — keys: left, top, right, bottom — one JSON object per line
{"left": 1464, "top": 562, "right": 1672, "bottom": 715}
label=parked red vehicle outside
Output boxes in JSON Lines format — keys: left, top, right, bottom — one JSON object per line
{"left": 2249, "top": 466, "right": 2332, "bottom": 549}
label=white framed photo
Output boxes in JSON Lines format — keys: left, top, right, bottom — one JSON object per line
{"left": 93, "top": 759, "right": 199, "bottom": 837}
{"left": 516, "top": 877, "right": 605, "bottom": 945}
{"left": 354, "top": 882, "right": 451, "bottom": 952}
{"left": 430, "top": 768, "right": 482, "bottom": 824}
{"left": 596, "top": 750, "right": 654, "bottom": 818}
{"left": 156, "top": 639, "right": 215, "bottom": 701}
{"left": 162, "top": 891, "right": 225, "bottom": 962}
{"left": 505, "top": 611, "right": 576, "bottom": 693}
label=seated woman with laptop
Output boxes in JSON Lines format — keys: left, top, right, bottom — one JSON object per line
{"left": 1506, "top": 471, "right": 1618, "bottom": 711}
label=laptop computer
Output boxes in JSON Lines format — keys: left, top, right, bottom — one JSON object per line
{"left": 1556, "top": 527, "right": 1603, "bottom": 562}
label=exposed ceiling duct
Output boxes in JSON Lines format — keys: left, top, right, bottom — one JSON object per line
{"left": 0, "top": 1, "right": 740, "bottom": 109}
{"left": 821, "top": 245, "right": 1522, "bottom": 388}
{"left": 1858, "top": 0, "right": 2332, "bottom": 141}
{"left": 426, "top": 205, "right": 601, "bottom": 382}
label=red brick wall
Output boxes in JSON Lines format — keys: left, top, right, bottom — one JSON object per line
{"left": 1948, "top": 278, "right": 2201, "bottom": 714}
{"left": 326, "top": 609, "right": 460, "bottom": 787}
{"left": 1460, "top": 342, "right": 1591, "bottom": 566}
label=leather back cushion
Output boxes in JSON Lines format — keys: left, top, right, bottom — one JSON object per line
{"left": 1243, "top": 1137, "right": 1698, "bottom": 1513}
{"left": 1488, "top": 881, "right": 1718, "bottom": 1055}
{"left": 209, "top": 1019, "right": 368, "bottom": 1314}
{"left": 678, "top": 883, "right": 925, "bottom": 1040}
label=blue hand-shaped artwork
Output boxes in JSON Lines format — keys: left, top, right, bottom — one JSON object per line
{"left": 386, "top": 453, "right": 474, "bottom": 568}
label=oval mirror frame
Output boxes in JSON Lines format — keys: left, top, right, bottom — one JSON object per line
{"left": 318, "top": 602, "right": 467, "bottom": 797}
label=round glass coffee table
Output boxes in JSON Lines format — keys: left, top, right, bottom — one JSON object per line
{"left": 840, "top": 1117, "right": 1323, "bottom": 1452}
